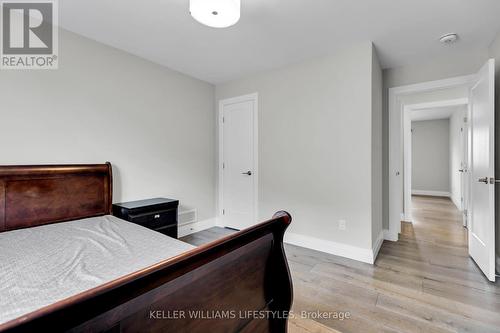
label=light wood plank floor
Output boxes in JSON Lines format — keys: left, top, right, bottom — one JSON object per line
{"left": 181, "top": 196, "right": 500, "bottom": 333}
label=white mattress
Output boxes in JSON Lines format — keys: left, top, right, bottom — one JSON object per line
{"left": 0, "top": 215, "right": 195, "bottom": 325}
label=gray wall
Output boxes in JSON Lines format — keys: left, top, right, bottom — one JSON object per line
{"left": 489, "top": 31, "right": 500, "bottom": 271}
{"left": 216, "top": 42, "right": 378, "bottom": 250}
{"left": 411, "top": 119, "right": 450, "bottom": 193}
{"left": 0, "top": 29, "right": 216, "bottom": 221}
{"left": 372, "top": 49, "right": 383, "bottom": 246}
{"left": 382, "top": 50, "right": 488, "bottom": 229}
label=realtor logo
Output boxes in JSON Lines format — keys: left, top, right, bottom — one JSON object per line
{"left": 1, "top": 0, "right": 58, "bottom": 69}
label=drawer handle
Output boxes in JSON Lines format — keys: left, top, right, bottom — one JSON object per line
{"left": 154, "top": 214, "right": 161, "bottom": 219}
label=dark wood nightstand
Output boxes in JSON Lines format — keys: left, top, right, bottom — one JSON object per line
{"left": 112, "top": 198, "right": 179, "bottom": 238}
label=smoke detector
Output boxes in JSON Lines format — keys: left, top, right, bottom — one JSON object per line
{"left": 439, "top": 33, "right": 459, "bottom": 45}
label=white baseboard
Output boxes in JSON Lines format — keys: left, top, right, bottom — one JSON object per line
{"left": 403, "top": 213, "right": 412, "bottom": 222}
{"left": 411, "top": 190, "right": 451, "bottom": 197}
{"left": 284, "top": 232, "right": 375, "bottom": 264}
{"left": 178, "top": 218, "right": 216, "bottom": 238}
{"left": 451, "top": 195, "right": 462, "bottom": 211}
{"left": 383, "top": 229, "right": 398, "bottom": 242}
{"left": 372, "top": 230, "right": 384, "bottom": 262}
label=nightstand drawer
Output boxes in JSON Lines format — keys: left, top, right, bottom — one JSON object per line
{"left": 113, "top": 198, "right": 179, "bottom": 238}
{"left": 129, "top": 209, "right": 176, "bottom": 230}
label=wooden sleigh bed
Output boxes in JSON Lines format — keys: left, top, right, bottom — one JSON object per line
{"left": 0, "top": 163, "right": 293, "bottom": 333}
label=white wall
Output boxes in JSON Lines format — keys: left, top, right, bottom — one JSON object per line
{"left": 0, "top": 29, "right": 216, "bottom": 221}
{"left": 489, "top": 31, "right": 500, "bottom": 271}
{"left": 411, "top": 119, "right": 450, "bottom": 194}
{"left": 216, "top": 42, "right": 381, "bottom": 262}
{"left": 382, "top": 50, "right": 488, "bottom": 229}
{"left": 449, "top": 107, "right": 466, "bottom": 209}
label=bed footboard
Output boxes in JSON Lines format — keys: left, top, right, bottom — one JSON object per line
{"left": 1, "top": 211, "right": 293, "bottom": 333}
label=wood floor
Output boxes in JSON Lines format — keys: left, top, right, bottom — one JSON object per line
{"left": 181, "top": 196, "right": 500, "bottom": 333}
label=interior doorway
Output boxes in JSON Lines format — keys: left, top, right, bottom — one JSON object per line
{"left": 403, "top": 99, "right": 469, "bottom": 225}
{"left": 389, "top": 59, "right": 496, "bottom": 281}
{"left": 389, "top": 75, "right": 474, "bottom": 239}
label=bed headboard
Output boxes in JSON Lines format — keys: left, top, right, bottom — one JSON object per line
{"left": 0, "top": 163, "right": 112, "bottom": 232}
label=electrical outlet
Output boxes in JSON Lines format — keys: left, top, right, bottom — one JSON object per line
{"left": 338, "top": 220, "right": 346, "bottom": 231}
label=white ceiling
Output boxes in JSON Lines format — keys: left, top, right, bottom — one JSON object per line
{"left": 59, "top": 0, "right": 500, "bottom": 83}
{"left": 411, "top": 105, "right": 466, "bottom": 122}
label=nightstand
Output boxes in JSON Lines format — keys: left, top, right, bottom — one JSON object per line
{"left": 112, "top": 198, "right": 179, "bottom": 238}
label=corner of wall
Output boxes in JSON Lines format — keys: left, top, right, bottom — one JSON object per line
{"left": 372, "top": 229, "right": 384, "bottom": 263}
{"left": 371, "top": 42, "right": 384, "bottom": 249}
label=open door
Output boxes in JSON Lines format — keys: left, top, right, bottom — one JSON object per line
{"left": 468, "top": 59, "right": 496, "bottom": 282}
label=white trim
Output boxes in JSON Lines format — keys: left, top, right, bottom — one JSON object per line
{"left": 284, "top": 232, "right": 375, "bottom": 264}
{"left": 461, "top": 105, "right": 470, "bottom": 227}
{"left": 451, "top": 195, "right": 462, "bottom": 211}
{"left": 178, "top": 218, "right": 217, "bottom": 238}
{"left": 388, "top": 75, "right": 475, "bottom": 240}
{"left": 405, "top": 98, "right": 469, "bottom": 111}
{"left": 218, "top": 93, "right": 259, "bottom": 226}
{"left": 389, "top": 75, "right": 476, "bottom": 95}
{"left": 214, "top": 218, "right": 224, "bottom": 228}
{"left": 411, "top": 190, "right": 451, "bottom": 197}
{"left": 383, "top": 229, "right": 398, "bottom": 242}
{"left": 403, "top": 107, "right": 412, "bottom": 222}
{"left": 372, "top": 230, "right": 384, "bottom": 262}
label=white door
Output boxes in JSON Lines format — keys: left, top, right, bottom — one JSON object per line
{"left": 219, "top": 94, "right": 257, "bottom": 230}
{"left": 468, "top": 59, "right": 496, "bottom": 282}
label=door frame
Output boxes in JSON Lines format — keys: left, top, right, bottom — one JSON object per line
{"left": 217, "top": 93, "right": 259, "bottom": 226}
{"left": 388, "top": 75, "right": 475, "bottom": 241}
{"left": 402, "top": 98, "right": 469, "bottom": 222}
{"left": 461, "top": 107, "right": 470, "bottom": 227}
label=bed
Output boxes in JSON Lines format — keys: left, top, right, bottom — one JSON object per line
{"left": 0, "top": 163, "right": 293, "bottom": 333}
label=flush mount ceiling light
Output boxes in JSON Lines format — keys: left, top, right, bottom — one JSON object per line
{"left": 439, "top": 33, "right": 459, "bottom": 45}
{"left": 190, "top": 0, "right": 240, "bottom": 28}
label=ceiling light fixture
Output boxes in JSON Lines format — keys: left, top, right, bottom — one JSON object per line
{"left": 190, "top": 0, "right": 240, "bottom": 28}
{"left": 439, "top": 33, "right": 459, "bottom": 45}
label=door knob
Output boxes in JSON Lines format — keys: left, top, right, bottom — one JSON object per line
{"left": 478, "top": 177, "right": 489, "bottom": 184}
{"left": 459, "top": 169, "right": 465, "bottom": 173}
{"left": 242, "top": 171, "right": 252, "bottom": 176}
